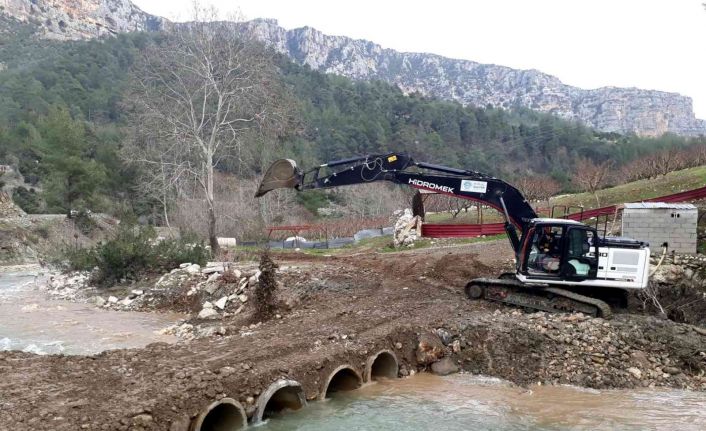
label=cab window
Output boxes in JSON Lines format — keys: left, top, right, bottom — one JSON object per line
{"left": 562, "top": 228, "right": 596, "bottom": 277}
{"left": 527, "top": 225, "right": 563, "bottom": 275}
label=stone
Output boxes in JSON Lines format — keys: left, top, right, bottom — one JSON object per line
{"left": 431, "top": 357, "right": 459, "bottom": 376}
{"left": 120, "top": 298, "right": 133, "bottom": 306}
{"left": 202, "top": 266, "right": 224, "bottom": 275}
{"left": 179, "top": 263, "right": 191, "bottom": 269}
{"left": 202, "top": 301, "right": 213, "bottom": 309}
{"left": 451, "top": 339, "right": 461, "bottom": 353}
{"left": 93, "top": 296, "right": 106, "bottom": 307}
{"left": 237, "top": 278, "right": 248, "bottom": 292}
{"left": 207, "top": 273, "right": 221, "bottom": 283}
{"left": 108, "top": 296, "right": 118, "bottom": 303}
{"left": 663, "top": 366, "right": 680, "bottom": 375}
{"left": 395, "top": 342, "right": 403, "bottom": 350}
{"left": 435, "top": 328, "right": 453, "bottom": 345}
{"left": 238, "top": 294, "right": 248, "bottom": 303}
{"left": 627, "top": 367, "right": 643, "bottom": 379}
{"left": 219, "top": 366, "right": 236, "bottom": 377}
{"left": 198, "top": 308, "right": 219, "bottom": 320}
{"left": 214, "top": 296, "right": 228, "bottom": 310}
{"left": 204, "top": 283, "right": 220, "bottom": 295}
{"left": 168, "top": 415, "right": 191, "bottom": 431}
{"left": 185, "top": 264, "right": 201, "bottom": 275}
{"left": 416, "top": 333, "right": 445, "bottom": 365}
{"left": 131, "top": 290, "right": 144, "bottom": 296}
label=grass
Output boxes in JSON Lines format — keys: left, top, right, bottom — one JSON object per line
{"left": 550, "top": 165, "right": 706, "bottom": 210}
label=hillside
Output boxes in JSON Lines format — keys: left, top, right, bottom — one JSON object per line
{"left": 242, "top": 19, "right": 706, "bottom": 137}
{"left": 0, "top": 1, "right": 704, "bottom": 137}
{"left": 551, "top": 165, "right": 706, "bottom": 210}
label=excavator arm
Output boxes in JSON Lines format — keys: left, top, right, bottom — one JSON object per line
{"left": 255, "top": 152, "right": 538, "bottom": 254}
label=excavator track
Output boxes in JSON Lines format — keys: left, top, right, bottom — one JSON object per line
{"left": 465, "top": 278, "right": 613, "bottom": 319}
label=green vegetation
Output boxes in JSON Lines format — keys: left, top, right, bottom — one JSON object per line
{"left": 57, "top": 226, "right": 209, "bottom": 286}
{"left": 0, "top": 15, "right": 703, "bottom": 229}
{"left": 551, "top": 165, "right": 706, "bottom": 210}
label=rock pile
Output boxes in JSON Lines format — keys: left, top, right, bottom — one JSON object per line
{"left": 439, "top": 309, "right": 706, "bottom": 390}
{"left": 393, "top": 209, "right": 422, "bottom": 248}
{"left": 46, "top": 272, "right": 90, "bottom": 300}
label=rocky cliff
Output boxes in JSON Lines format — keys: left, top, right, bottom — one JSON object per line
{"left": 0, "top": 1, "right": 703, "bottom": 136}
{"left": 0, "top": 0, "right": 164, "bottom": 40}
{"left": 243, "top": 19, "right": 706, "bottom": 137}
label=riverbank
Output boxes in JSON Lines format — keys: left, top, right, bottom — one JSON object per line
{"left": 1, "top": 240, "right": 705, "bottom": 430}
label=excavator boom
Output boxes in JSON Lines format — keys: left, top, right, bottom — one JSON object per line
{"left": 256, "top": 152, "right": 537, "bottom": 254}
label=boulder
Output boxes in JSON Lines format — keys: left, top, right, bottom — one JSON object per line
{"left": 431, "top": 357, "right": 459, "bottom": 376}
{"left": 204, "top": 283, "right": 220, "bottom": 295}
{"left": 202, "top": 265, "right": 224, "bottom": 275}
{"left": 627, "top": 367, "right": 643, "bottom": 379}
{"left": 416, "top": 332, "right": 445, "bottom": 365}
{"left": 93, "top": 296, "right": 106, "bottom": 307}
{"left": 185, "top": 264, "right": 201, "bottom": 275}
{"left": 198, "top": 308, "right": 219, "bottom": 320}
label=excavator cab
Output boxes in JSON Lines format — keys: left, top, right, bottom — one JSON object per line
{"left": 519, "top": 220, "right": 599, "bottom": 281}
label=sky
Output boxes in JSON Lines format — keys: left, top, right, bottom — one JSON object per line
{"left": 133, "top": 0, "right": 706, "bottom": 118}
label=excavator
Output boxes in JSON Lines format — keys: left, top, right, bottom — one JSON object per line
{"left": 255, "top": 152, "right": 651, "bottom": 318}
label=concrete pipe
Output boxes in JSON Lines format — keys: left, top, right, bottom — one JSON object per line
{"left": 190, "top": 397, "right": 247, "bottom": 431}
{"left": 253, "top": 379, "right": 307, "bottom": 423}
{"left": 319, "top": 365, "right": 363, "bottom": 400}
{"left": 365, "top": 350, "right": 399, "bottom": 382}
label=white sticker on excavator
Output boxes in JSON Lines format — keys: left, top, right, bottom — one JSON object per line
{"left": 460, "top": 180, "right": 487, "bottom": 194}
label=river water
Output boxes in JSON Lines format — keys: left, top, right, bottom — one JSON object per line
{"left": 0, "top": 270, "right": 182, "bottom": 355}
{"left": 260, "top": 370, "right": 706, "bottom": 431}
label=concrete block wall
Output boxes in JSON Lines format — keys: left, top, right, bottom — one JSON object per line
{"left": 622, "top": 207, "right": 697, "bottom": 254}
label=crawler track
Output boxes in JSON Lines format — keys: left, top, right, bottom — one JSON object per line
{"left": 465, "top": 278, "right": 613, "bottom": 319}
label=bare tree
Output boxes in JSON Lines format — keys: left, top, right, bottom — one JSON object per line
{"left": 124, "top": 4, "right": 287, "bottom": 254}
{"left": 572, "top": 158, "right": 613, "bottom": 206}
{"left": 514, "top": 175, "right": 562, "bottom": 202}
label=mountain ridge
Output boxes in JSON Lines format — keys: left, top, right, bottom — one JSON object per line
{"left": 243, "top": 18, "right": 706, "bottom": 137}
{"left": 0, "top": 1, "right": 704, "bottom": 137}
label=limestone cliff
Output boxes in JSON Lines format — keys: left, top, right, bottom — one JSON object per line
{"left": 243, "top": 19, "right": 706, "bottom": 137}
{"left": 0, "top": 0, "right": 164, "bottom": 40}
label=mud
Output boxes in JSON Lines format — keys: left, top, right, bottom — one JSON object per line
{"left": 1, "top": 240, "right": 705, "bottom": 430}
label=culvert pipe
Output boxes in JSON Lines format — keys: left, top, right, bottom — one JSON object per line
{"left": 319, "top": 364, "right": 363, "bottom": 400}
{"left": 365, "top": 350, "right": 399, "bottom": 382}
{"left": 253, "top": 379, "right": 307, "bottom": 423}
{"left": 190, "top": 397, "right": 247, "bottom": 431}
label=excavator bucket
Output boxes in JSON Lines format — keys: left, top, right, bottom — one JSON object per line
{"left": 255, "top": 159, "right": 302, "bottom": 197}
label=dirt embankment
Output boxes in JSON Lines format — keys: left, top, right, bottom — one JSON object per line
{"left": 1, "top": 241, "right": 705, "bottom": 430}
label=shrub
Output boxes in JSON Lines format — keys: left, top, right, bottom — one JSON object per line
{"left": 59, "top": 226, "right": 209, "bottom": 286}
{"left": 12, "top": 186, "right": 42, "bottom": 213}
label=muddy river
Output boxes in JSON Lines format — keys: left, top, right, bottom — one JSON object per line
{"left": 261, "top": 368, "right": 706, "bottom": 430}
{"left": 0, "top": 270, "right": 182, "bottom": 355}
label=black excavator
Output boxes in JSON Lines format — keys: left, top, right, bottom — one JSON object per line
{"left": 255, "top": 153, "right": 651, "bottom": 318}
